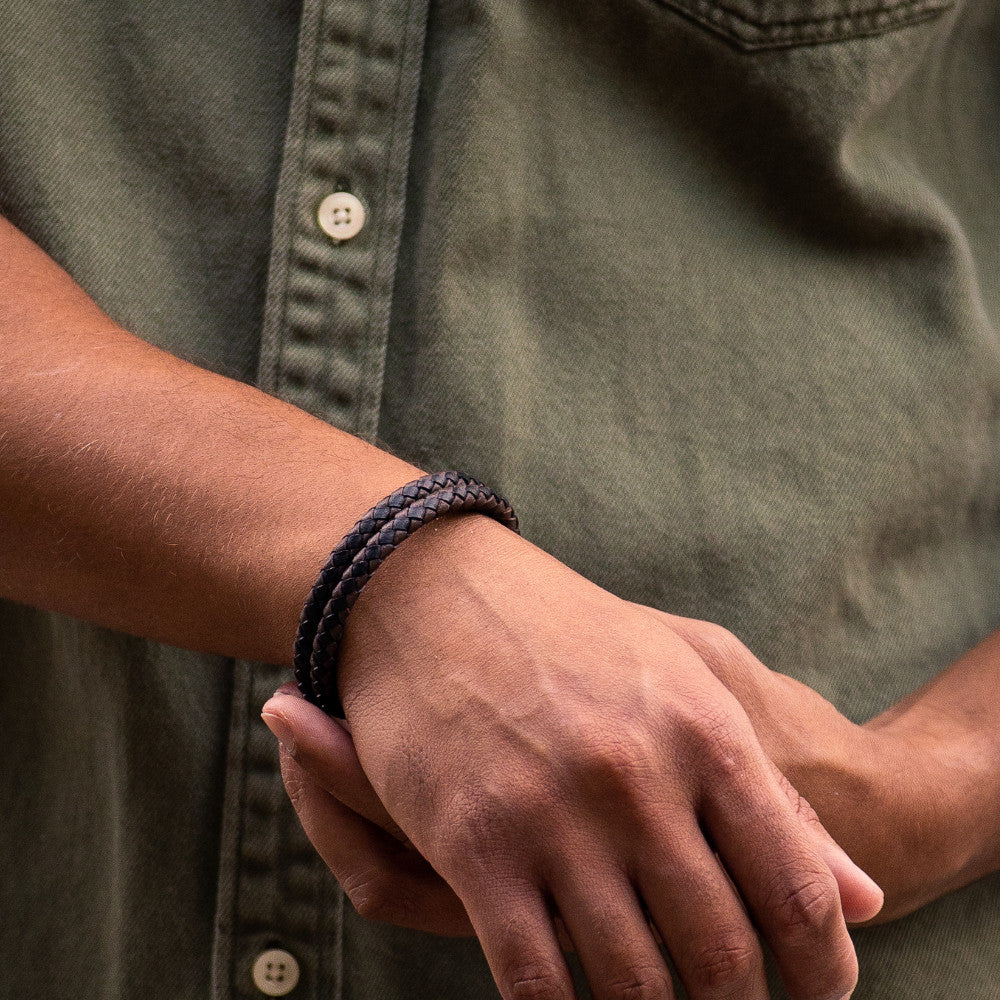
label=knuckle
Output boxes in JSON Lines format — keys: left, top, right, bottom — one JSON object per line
{"left": 439, "top": 786, "right": 511, "bottom": 858}
{"left": 506, "top": 965, "right": 573, "bottom": 1000}
{"left": 703, "top": 734, "right": 755, "bottom": 787}
{"left": 769, "top": 871, "right": 839, "bottom": 937}
{"left": 503, "top": 780, "right": 554, "bottom": 824}
{"left": 682, "top": 703, "right": 755, "bottom": 781}
{"left": 604, "top": 966, "right": 671, "bottom": 1000}
{"left": 570, "top": 729, "right": 657, "bottom": 797}
{"left": 706, "top": 625, "right": 756, "bottom": 679}
{"left": 434, "top": 779, "right": 549, "bottom": 883}
{"left": 687, "top": 936, "right": 759, "bottom": 994}
{"left": 705, "top": 623, "right": 747, "bottom": 663}
{"left": 680, "top": 698, "right": 738, "bottom": 747}
{"left": 341, "top": 867, "right": 413, "bottom": 925}
{"left": 685, "top": 622, "right": 745, "bottom": 675}
{"left": 281, "top": 767, "right": 309, "bottom": 813}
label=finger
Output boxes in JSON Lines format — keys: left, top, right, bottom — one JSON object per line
{"left": 462, "top": 883, "right": 579, "bottom": 1000}
{"left": 278, "top": 746, "right": 474, "bottom": 937}
{"left": 546, "top": 863, "right": 674, "bottom": 1000}
{"left": 634, "top": 816, "right": 768, "bottom": 1000}
{"left": 768, "top": 761, "right": 883, "bottom": 924}
{"left": 263, "top": 689, "right": 405, "bottom": 839}
{"left": 701, "top": 749, "right": 859, "bottom": 1000}
{"left": 553, "top": 915, "right": 576, "bottom": 954}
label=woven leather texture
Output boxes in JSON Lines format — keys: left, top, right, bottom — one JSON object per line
{"left": 293, "top": 473, "right": 519, "bottom": 714}
{"left": 292, "top": 471, "right": 466, "bottom": 702}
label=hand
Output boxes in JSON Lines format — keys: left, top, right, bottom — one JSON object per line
{"left": 264, "top": 687, "right": 475, "bottom": 937}
{"left": 270, "top": 604, "right": 998, "bottom": 933}
{"left": 263, "top": 682, "right": 848, "bottom": 951}
{"left": 662, "top": 612, "right": 997, "bottom": 922}
{"left": 264, "top": 684, "right": 580, "bottom": 949}
{"left": 270, "top": 513, "right": 882, "bottom": 1000}
{"left": 269, "top": 561, "right": 998, "bottom": 945}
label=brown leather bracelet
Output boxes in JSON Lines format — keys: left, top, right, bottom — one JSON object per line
{"left": 294, "top": 472, "right": 519, "bottom": 716}
{"left": 292, "top": 471, "right": 466, "bottom": 704}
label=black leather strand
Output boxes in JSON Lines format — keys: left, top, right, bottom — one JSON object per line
{"left": 294, "top": 472, "right": 519, "bottom": 715}
{"left": 292, "top": 471, "right": 466, "bottom": 703}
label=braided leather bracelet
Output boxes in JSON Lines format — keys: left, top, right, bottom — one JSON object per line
{"left": 294, "top": 472, "right": 520, "bottom": 716}
{"left": 292, "top": 471, "right": 466, "bottom": 701}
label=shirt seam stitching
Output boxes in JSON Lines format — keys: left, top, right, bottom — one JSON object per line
{"left": 655, "top": 0, "right": 952, "bottom": 31}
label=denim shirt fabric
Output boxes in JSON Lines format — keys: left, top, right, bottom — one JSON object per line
{"left": 1, "top": 0, "right": 998, "bottom": 997}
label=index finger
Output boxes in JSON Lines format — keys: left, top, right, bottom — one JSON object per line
{"left": 702, "top": 753, "right": 859, "bottom": 1000}
{"left": 263, "top": 687, "right": 406, "bottom": 839}
{"left": 278, "top": 744, "right": 474, "bottom": 937}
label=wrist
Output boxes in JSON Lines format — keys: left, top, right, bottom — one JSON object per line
{"left": 851, "top": 713, "right": 997, "bottom": 921}
{"left": 877, "top": 708, "right": 1000, "bottom": 886}
{"left": 236, "top": 459, "right": 425, "bottom": 670}
{"left": 334, "top": 511, "right": 524, "bottom": 713}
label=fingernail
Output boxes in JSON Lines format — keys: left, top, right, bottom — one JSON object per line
{"left": 274, "top": 682, "right": 301, "bottom": 698}
{"left": 261, "top": 711, "right": 296, "bottom": 757}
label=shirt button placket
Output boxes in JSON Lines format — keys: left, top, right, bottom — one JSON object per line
{"left": 214, "top": 0, "right": 433, "bottom": 999}
{"left": 257, "top": 0, "right": 432, "bottom": 444}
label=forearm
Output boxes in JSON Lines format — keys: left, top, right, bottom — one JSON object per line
{"left": 863, "top": 628, "right": 1000, "bottom": 895}
{"left": 0, "top": 216, "right": 423, "bottom": 665}
{"left": 777, "top": 627, "right": 1000, "bottom": 922}
{"left": 665, "top": 612, "right": 1000, "bottom": 921}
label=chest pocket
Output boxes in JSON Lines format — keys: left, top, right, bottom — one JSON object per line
{"left": 655, "top": 0, "right": 955, "bottom": 49}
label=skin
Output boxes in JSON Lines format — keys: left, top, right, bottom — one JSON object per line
{"left": 2, "top": 214, "right": 995, "bottom": 998}
{"left": 326, "top": 515, "right": 881, "bottom": 1000}
{"left": 266, "top": 623, "right": 1000, "bottom": 944}
{"left": 0, "top": 217, "right": 423, "bottom": 662}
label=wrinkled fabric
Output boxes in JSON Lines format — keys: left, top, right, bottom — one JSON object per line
{"left": 1, "top": 0, "right": 997, "bottom": 997}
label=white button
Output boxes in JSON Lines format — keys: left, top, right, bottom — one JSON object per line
{"left": 317, "top": 192, "right": 365, "bottom": 241}
{"left": 252, "top": 948, "right": 300, "bottom": 997}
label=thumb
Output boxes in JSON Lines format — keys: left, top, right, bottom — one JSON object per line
{"left": 262, "top": 683, "right": 406, "bottom": 841}
{"left": 770, "top": 762, "right": 884, "bottom": 924}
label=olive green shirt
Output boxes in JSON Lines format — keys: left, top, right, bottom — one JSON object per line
{"left": 1, "top": 0, "right": 998, "bottom": 997}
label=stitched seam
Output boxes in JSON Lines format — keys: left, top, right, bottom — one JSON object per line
{"left": 355, "top": 0, "right": 423, "bottom": 442}
{"left": 315, "top": 840, "right": 324, "bottom": 1000}
{"left": 275, "top": 7, "right": 327, "bottom": 392}
{"left": 353, "top": 0, "right": 390, "bottom": 436}
{"left": 227, "top": 670, "right": 253, "bottom": 999}
{"left": 655, "top": 0, "right": 951, "bottom": 31}
{"left": 334, "top": 888, "right": 345, "bottom": 1000}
